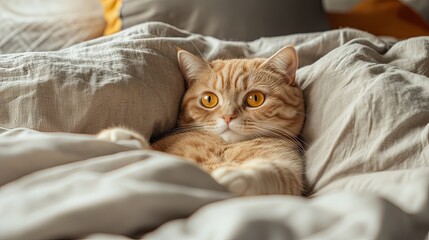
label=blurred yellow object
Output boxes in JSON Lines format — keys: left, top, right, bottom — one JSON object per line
{"left": 100, "top": 0, "right": 122, "bottom": 35}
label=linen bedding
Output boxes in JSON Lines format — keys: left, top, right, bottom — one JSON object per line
{"left": 0, "top": 0, "right": 105, "bottom": 54}
{"left": 0, "top": 22, "right": 428, "bottom": 239}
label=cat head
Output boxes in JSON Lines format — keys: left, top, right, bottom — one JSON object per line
{"left": 176, "top": 46, "right": 305, "bottom": 143}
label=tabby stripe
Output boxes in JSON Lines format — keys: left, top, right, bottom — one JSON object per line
{"left": 272, "top": 162, "right": 287, "bottom": 193}
{"left": 231, "top": 67, "right": 242, "bottom": 90}
{"left": 273, "top": 93, "right": 301, "bottom": 108}
{"left": 182, "top": 96, "right": 198, "bottom": 108}
{"left": 233, "top": 73, "right": 240, "bottom": 90}
{"left": 224, "top": 64, "right": 232, "bottom": 90}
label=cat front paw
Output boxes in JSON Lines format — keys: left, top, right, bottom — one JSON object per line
{"left": 211, "top": 167, "right": 261, "bottom": 196}
{"left": 97, "top": 127, "right": 150, "bottom": 149}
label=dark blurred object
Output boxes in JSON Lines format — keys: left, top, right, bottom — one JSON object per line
{"left": 323, "top": 0, "right": 429, "bottom": 39}
{"left": 102, "top": 0, "right": 329, "bottom": 41}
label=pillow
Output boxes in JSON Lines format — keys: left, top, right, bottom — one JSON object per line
{"left": 0, "top": 23, "right": 188, "bottom": 138}
{"left": 323, "top": 0, "right": 429, "bottom": 38}
{"left": 100, "top": 0, "right": 329, "bottom": 41}
{"left": 0, "top": 0, "right": 105, "bottom": 54}
{"left": 298, "top": 36, "right": 429, "bottom": 196}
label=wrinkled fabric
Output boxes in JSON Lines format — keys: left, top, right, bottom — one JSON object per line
{"left": 0, "top": 23, "right": 428, "bottom": 239}
{"left": 0, "top": 0, "right": 105, "bottom": 54}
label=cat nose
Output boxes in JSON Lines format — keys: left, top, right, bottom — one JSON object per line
{"left": 222, "top": 114, "right": 237, "bottom": 125}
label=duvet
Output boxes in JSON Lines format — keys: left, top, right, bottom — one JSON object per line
{"left": 0, "top": 22, "right": 428, "bottom": 239}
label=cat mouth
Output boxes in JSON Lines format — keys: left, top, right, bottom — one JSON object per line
{"left": 220, "top": 126, "right": 244, "bottom": 137}
{"left": 220, "top": 126, "right": 236, "bottom": 134}
{"left": 219, "top": 128, "right": 247, "bottom": 143}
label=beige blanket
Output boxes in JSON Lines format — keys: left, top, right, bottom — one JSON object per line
{"left": 0, "top": 22, "right": 428, "bottom": 239}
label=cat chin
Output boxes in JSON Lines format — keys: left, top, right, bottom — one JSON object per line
{"left": 219, "top": 130, "right": 248, "bottom": 143}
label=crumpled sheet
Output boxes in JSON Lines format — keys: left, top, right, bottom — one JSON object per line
{"left": 0, "top": 22, "right": 428, "bottom": 239}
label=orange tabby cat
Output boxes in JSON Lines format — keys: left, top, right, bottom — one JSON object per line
{"left": 98, "top": 46, "right": 305, "bottom": 196}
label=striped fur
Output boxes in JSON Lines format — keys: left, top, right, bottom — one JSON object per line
{"left": 98, "top": 46, "right": 305, "bottom": 196}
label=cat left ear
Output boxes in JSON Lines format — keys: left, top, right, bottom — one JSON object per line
{"left": 261, "top": 45, "right": 298, "bottom": 85}
{"left": 177, "top": 49, "right": 210, "bottom": 87}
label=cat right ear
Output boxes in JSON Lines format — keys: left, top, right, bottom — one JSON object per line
{"left": 177, "top": 49, "right": 210, "bottom": 87}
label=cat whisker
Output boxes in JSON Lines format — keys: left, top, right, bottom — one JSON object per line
{"left": 260, "top": 123, "right": 307, "bottom": 147}
{"left": 169, "top": 124, "right": 206, "bottom": 134}
{"left": 247, "top": 122, "right": 308, "bottom": 153}
{"left": 287, "top": 111, "right": 310, "bottom": 122}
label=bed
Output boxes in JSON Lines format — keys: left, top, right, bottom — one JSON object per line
{"left": 0, "top": 2, "right": 428, "bottom": 240}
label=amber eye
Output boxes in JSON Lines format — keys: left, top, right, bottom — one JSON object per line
{"left": 201, "top": 92, "right": 219, "bottom": 108}
{"left": 246, "top": 91, "right": 265, "bottom": 107}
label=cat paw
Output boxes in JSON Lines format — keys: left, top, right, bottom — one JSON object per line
{"left": 211, "top": 167, "right": 260, "bottom": 196}
{"left": 97, "top": 128, "right": 150, "bottom": 148}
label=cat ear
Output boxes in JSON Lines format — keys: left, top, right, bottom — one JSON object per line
{"left": 177, "top": 49, "right": 210, "bottom": 87}
{"left": 261, "top": 45, "right": 298, "bottom": 85}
